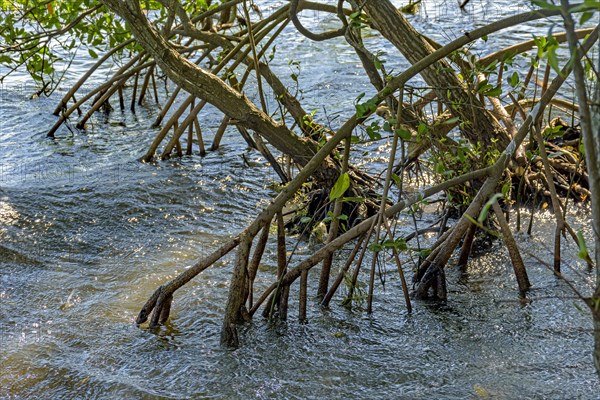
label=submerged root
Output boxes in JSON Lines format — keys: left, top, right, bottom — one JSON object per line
{"left": 74, "top": 0, "right": 596, "bottom": 349}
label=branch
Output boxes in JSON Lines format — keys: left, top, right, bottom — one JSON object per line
{"left": 289, "top": 0, "right": 346, "bottom": 41}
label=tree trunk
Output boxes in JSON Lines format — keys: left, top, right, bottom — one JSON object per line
{"left": 587, "top": 29, "right": 600, "bottom": 381}
{"left": 221, "top": 235, "right": 251, "bottom": 346}
{"left": 591, "top": 33, "right": 600, "bottom": 382}
{"left": 363, "top": 0, "right": 509, "bottom": 147}
{"left": 100, "top": 0, "right": 339, "bottom": 184}
{"left": 596, "top": 314, "right": 600, "bottom": 380}
{"left": 492, "top": 201, "right": 531, "bottom": 293}
{"left": 560, "top": 3, "right": 600, "bottom": 377}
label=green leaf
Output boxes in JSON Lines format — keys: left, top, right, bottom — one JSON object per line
{"left": 477, "top": 80, "right": 502, "bottom": 97}
{"left": 355, "top": 104, "right": 366, "bottom": 118}
{"left": 483, "top": 86, "right": 502, "bottom": 97}
{"left": 580, "top": 11, "right": 594, "bottom": 25}
{"left": 441, "top": 116, "right": 460, "bottom": 125}
{"left": 576, "top": 230, "right": 589, "bottom": 260}
{"left": 300, "top": 216, "right": 312, "bottom": 224}
{"left": 391, "top": 173, "right": 402, "bottom": 187}
{"left": 476, "top": 79, "right": 491, "bottom": 93}
{"left": 382, "top": 238, "right": 408, "bottom": 251}
{"left": 368, "top": 243, "right": 383, "bottom": 253}
{"left": 530, "top": 0, "right": 560, "bottom": 10}
{"left": 547, "top": 48, "right": 560, "bottom": 75}
{"left": 88, "top": 48, "right": 98, "bottom": 58}
{"left": 579, "top": 140, "right": 586, "bottom": 157}
{"left": 374, "top": 56, "right": 382, "bottom": 70}
{"left": 478, "top": 193, "right": 503, "bottom": 224}
{"left": 396, "top": 127, "right": 411, "bottom": 140}
{"left": 501, "top": 180, "right": 512, "bottom": 196}
{"left": 434, "top": 161, "right": 445, "bottom": 174}
{"left": 354, "top": 93, "right": 366, "bottom": 118}
{"left": 366, "top": 122, "right": 382, "bottom": 140}
{"left": 508, "top": 71, "right": 520, "bottom": 88}
{"left": 415, "top": 248, "right": 432, "bottom": 258}
{"left": 329, "top": 173, "right": 350, "bottom": 201}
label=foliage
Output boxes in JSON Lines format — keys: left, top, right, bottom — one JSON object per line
{"left": 1, "top": 0, "right": 599, "bottom": 371}
{"left": 0, "top": 0, "right": 134, "bottom": 92}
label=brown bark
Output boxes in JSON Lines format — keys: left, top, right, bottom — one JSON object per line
{"left": 322, "top": 234, "right": 366, "bottom": 307}
{"left": 248, "top": 220, "right": 271, "bottom": 308}
{"left": 363, "top": 0, "right": 509, "bottom": 147}
{"left": 596, "top": 315, "right": 600, "bottom": 380}
{"left": 137, "top": 107, "right": 362, "bottom": 344}
{"left": 560, "top": 2, "right": 600, "bottom": 378}
{"left": 592, "top": 37, "right": 600, "bottom": 380}
{"left": 299, "top": 269, "right": 308, "bottom": 322}
{"left": 412, "top": 27, "right": 599, "bottom": 298}
{"left": 221, "top": 235, "right": 251, "bottom": 346}
{"left": 100, "top": 0, "right": 338, "bottom": 183}
{"left": 413, "top": 176, "right": 499, "bottom": 299}
{"left": 457, "top": 223, "right": 476, "bottom": 269}
{"left": 492, "top": 202, "right": 531, "bottom": 293}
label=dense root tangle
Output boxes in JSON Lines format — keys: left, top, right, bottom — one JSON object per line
{"left": 14, "top": 0, "right": 597, "bottom": 347}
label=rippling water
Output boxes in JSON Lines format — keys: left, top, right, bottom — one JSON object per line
{"left": 1, "top": 1, "right": 599, "bottom": 398}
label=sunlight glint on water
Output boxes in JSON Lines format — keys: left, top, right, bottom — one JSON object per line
{"left": 1, "top": 1, "right": 598, "bottom": 398}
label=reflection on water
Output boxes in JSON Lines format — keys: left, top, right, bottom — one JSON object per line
{"left": 1, "top": 0, "right": 599, "bottom": 398}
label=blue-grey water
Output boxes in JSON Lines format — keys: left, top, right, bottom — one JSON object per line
{"left": 1, "top": 1, "right": 599, "bottom": 398}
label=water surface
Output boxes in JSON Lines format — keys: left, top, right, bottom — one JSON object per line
{"left": 1, "top": 1, "right": 599, "bottom": 398}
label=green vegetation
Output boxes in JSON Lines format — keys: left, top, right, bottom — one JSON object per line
{"left": 1, "top": 0, "right": 599, "bottom": 377}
